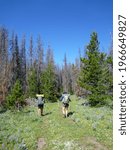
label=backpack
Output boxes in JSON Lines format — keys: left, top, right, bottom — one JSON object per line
{"left": 37, "top": 96, "right": 44, "bottom": 105}
{"left": 62, "top": 94, "right": 70, "bottom": 104}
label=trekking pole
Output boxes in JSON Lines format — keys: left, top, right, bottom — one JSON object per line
{"left": 69, "top": 98, "right": 72, "bottom": 113}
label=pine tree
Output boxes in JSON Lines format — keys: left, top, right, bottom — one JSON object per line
{"left": 79, "top": 32, "right": 102, "bottom": 106}
{"left": 36, "top": 35, "right": 44, "bottom": 93}
{"left": 55, "top": 65, "right": 62, "bottom": 96}
{"left": 41, "top": 64, "right": 57, "bottom": 102}
{"left": 6, "top": 80, "right": 23, "bottom": 108}
{"left": 0, "top": 27, "right": 9, "bottom": 101}
{"left": 62, "top": 54, "right": 69, "bottom": 92}
{"left": 67, "top": 63, "right": 73, "bottom": 94}
{"left": 96, "top": 45, "right": 113, "bottom": 106}
{"left": 71, "top": 62, "right": 80, "bottom": 95}
{"left": 40, "top": 47, "right": 57, "bottom": 102}
{"left": 79, "top": 32, "right": 113, "bottom": 106}
{"left": 96, "top": 53, "right": 112, "bottom": 105}
{"left": 20, "top": 35, "right": 26, "bottom": 92}
{"left": 11, "top": 35, "right": 21, "bottom": 82}
{"left": 29, "top": 35, "right": 33, "bottom": 68}
{"left": 27, "top": 68, "right": 38, "bottom": 98}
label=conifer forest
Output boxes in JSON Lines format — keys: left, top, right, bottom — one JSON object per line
{"left": 0, "top": 26, "right": 113, "bottom": 108}
{"left": 0, "top": 26, "right": 113, "bottom": 150}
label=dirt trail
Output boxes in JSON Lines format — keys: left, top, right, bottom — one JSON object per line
{"left": 36, "top": 105, "right": 109, "bottom": 150}
{"left": 37, "top": 138, "right": 46, "bottom": 150}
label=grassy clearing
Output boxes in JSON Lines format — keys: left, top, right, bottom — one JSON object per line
{"left": 0, "top": 95, "right": 112, "bottom": 150}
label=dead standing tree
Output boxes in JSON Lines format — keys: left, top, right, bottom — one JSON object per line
{"left": 0, "top": 27, "right": 9, "bottom": 103}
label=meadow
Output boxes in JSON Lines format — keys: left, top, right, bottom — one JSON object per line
{"left": 0, "top": 95, "right": 112, "bottom": 150}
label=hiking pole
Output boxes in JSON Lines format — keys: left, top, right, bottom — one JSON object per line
{"left": 69, "top": 102, "right": 71, "bottom": 112}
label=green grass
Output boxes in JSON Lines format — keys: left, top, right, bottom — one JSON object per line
{"left": 0, "top": 96, "right": 112, "bottom": 150}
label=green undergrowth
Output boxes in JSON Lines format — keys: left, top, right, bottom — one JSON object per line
{"left": 0, "top": 95, "right": 112, "bottom": 150}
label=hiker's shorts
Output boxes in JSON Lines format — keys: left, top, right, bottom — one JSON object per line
{"left": 63, "top": 103, "right": 69, "bottom": 108}
{"left": 38, "top": 104, "right": 44, "bottom": 109}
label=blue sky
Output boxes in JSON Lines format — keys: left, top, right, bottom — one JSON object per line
{"left": 0, "top": 0, "right": 112, "bottom": 65}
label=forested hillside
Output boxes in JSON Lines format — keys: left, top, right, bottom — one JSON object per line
{"left": 0, "top": 26, "right": 112, "bottom": 108}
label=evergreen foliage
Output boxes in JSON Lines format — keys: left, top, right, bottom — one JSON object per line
{"left": 0, "top": 26, "right": 112, "bottom": 108}
{"left": 27, "top": 68, "right": 38, "bottom": 98}
{"left": 79, "top": 32, "right": 112, "bottom": 106}
{"left": 20, "top": 35, "right": 26, "bottom": 92}
{"left": 96, "top": 53, "right": 112, "bottom": 106}
{"left": 14, "top": 35, "right": 21, "bottom": 81}
{"left": 6, "top": 80, "right": 23, "bottom": 108}
{"left": 40, "top": 63, "right": 57, "bottom": 102}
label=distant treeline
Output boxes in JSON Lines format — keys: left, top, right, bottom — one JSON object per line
{"left": 0, "top": 26, "right": 113, "bottom": 108}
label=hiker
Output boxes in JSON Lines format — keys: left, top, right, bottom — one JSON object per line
{"left": 36, "top": 94, "right": 45, "bottom": 116}
{"left": 60, "top": 92, "right": 71, "bottom": 118}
